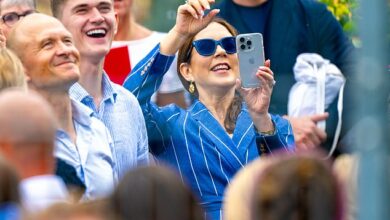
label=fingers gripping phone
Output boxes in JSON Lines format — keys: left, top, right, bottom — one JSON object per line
{"left": 236, "top": 33, "right": 265, "bottom": 88}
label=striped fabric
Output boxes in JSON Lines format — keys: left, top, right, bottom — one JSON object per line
{"left": 124, "top": 44, "right": 295, "bottom": 220}
{"left": 70, "top": 73, "right": 149, "bottom": 180}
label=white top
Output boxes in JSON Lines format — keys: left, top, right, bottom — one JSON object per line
{"left": 113, "top": 31, "right": 184, "bottom": 101}
{"left": 19, "top": 175, "right": 68, "bottom": 213}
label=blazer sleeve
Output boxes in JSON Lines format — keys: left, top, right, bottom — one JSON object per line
{"left": 123, "top": 44, "right": 176, "bottom": 105}
{"left": 122, "top": 44, "right": 178, "bottom": 155}
{"left": 255, "top": 114, "right": 295, "bottom": 155}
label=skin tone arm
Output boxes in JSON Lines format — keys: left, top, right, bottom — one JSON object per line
{"left": 236, "top": 60, "right": 275, "bottom": 133}
{"left": 160, "top": 0, "right": 219, "bottom": 56}
{"left": 115, "top": 3, "right": 187, "bottom": 108}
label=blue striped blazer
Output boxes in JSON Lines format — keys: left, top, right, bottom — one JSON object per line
{"left": 124, "top": 44, "right": 295, "bottom": 220}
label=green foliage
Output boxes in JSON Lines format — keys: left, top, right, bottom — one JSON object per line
{"left": 319, "top": 0, "right": 359, "bottom": 36}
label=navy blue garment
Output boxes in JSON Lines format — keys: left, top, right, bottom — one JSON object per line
{"left": 55, "top": 158, "right": 86, "bottom": 194}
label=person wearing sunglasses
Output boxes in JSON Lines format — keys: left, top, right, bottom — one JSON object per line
{"left": 0, "top": 0, "right": 36, "bottom": 40}
{"left": 123, "top": 0, "right": 295, "bottom": 219}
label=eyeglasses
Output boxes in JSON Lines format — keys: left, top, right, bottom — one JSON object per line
{"left": 1, "top": 10, "right": 36, "bottom": 27}
{"left": 192, "top": 36, "right": 237, "bottom": 57}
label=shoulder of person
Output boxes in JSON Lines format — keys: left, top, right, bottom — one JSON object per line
{"left": 299, "top": 0, "right": 333, "bottom": 18}
{"left": 111, "top": 83, "right": 141, "bottom": 107}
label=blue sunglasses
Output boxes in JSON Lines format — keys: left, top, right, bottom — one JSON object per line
{"left": 192, "top": 36, "right": 237, "bottom": 57}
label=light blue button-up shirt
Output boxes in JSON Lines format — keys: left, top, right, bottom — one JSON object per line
{"left": 69, "top": 73, "right": 149, "bottom": 179}
{"left": 55, "top": 99, "right": 115, "bottom": 199}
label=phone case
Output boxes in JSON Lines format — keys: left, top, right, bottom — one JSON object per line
{"left": 236, "top": 33, "right": 265, "bottom": 88}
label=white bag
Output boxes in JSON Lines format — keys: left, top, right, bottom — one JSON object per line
{"left": 288, "top": 53, "right": 346, "bottom": 157}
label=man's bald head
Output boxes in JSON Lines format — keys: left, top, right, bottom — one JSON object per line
{"left": 6, "top": 13, "right": 80, "bottom": 92}
{"left": 7, "top": 13, "right": 66, "bottom": 59}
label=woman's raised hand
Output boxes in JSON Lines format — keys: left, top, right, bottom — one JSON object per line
{"left": 160, "top": 0, "right": 219, "bottom": 55}
{"left": 236, "top": 60, "right": 275, "bottom": 115}
{"left": 174, "top": 0, "right": 220, "bottom": 37}
{"left": 236, "top": 60, "right": 275, "bottom": 132}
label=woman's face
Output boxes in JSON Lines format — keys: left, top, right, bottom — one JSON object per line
{"left": 183, "top": 22, "right": 239, "bottom": 95}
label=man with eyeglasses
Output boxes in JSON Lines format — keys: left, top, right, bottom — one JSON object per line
{"left": 0, "top": 0, "right": 36, "bottom": 46}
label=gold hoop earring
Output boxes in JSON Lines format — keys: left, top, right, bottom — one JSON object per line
{"left": 189, "top": 81, "right": 195, "bottom": 94}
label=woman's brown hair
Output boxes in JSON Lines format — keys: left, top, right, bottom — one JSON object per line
{"left": 177, "top": 18, "right": 242, "bottom": 133}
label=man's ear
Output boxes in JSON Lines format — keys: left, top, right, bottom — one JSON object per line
{"left": 179, "top": 62, "right": 194, "bottom": 82}
{"left": 114, "top": 12, "right": 119, "bottom": 35}
{"left": 22, "top": 66, "right": 32, "bottom": 83}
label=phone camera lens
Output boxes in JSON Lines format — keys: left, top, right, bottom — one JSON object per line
{"left": 239, "top": 37, "right": 245, "bottom": 42}
{"left": 240, "top": 44, "right": 246, "bottom": 50}
{"left": 247, "top": 40, "right": 252, "bottom": 46}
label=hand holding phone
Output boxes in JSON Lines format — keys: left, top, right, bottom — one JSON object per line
{"left": 236, "top": 33, "right": 265, "bottom": 88}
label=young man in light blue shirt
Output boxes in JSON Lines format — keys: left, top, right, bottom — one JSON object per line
{"left": 50, "top": 0, "right": 149, "bottom": 179}
{"left": 7, "top": 13, "right": 116, "bottom": 199}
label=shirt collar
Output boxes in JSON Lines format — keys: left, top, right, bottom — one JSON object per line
{"left": 71, "top": 99, "right": 93, "bottom": 126}
{"left": 101, "top": 72, "right": 118, "bottom": 103}
{"left": 69, "top": 72, "right": 118, "bottom": 104}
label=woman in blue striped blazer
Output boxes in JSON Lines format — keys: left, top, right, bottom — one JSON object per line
{"left": 124, "top": 0, "right": 295, "bottom": 219}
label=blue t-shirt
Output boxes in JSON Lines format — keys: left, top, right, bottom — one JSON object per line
{"left": 228, "top": 0, "right": 272, "bottom": 34}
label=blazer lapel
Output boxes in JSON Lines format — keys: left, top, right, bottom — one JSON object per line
{"left": 190, "top": 101, "right": 245, "bottom": 170}
{"left": 232, "top": 106, "right": 256, "bottom": 156}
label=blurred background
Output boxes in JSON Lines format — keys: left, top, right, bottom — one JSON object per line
{"left": 36, "top": 0, "right": 359, "bottom": 41}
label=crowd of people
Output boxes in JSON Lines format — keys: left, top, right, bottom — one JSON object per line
{"left": 0, "top": 0, "right": 382, "bottom": 219}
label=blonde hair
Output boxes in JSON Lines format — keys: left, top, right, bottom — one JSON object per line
{"left": 0, "top": 48, "right": 26, "bottom": 91}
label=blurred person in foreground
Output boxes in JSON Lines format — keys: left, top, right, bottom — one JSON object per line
{"left": 0, "top": 90, "right": 68, "bottom": 212}
{"left": 0, "top": 155, "right": 21, "bottom": 220}
{"left": 111, "top": 165, "right": 204, "bottom": 220}
{"left": 7, "top": 13, "right": 116, "bottom": 199}
{"left": 24, "top": 200, "right": 113, "bottom": 220}
{"left": 123, "top": 0, "right": 295, "bottom": 218}
{"left": 224, "top": 151, "right": 344, "bottom": 220}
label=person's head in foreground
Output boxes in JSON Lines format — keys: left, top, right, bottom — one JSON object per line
{"left": 110, "top": 165, "right": 204, "bottom": 220}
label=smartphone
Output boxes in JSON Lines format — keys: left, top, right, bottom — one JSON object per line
{"left": 236, "top": 33, "right": 265, "bottom": 88}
